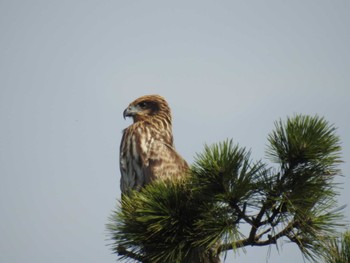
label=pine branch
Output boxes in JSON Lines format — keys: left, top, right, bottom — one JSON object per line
{"left": 248, "top": 203, "right": 269, "bottom": 242}
{"left": 218, "top": 220, "right": 299, "bottom": 252}
{"left": 230, "top": 202, "right": 254, "bottom": 226}
{"left": 117, "top": 245, "right": 145, "bottom": 262}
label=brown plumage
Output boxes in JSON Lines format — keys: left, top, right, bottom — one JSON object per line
{"left": 119, "top": 95, "right": 189, "bottom": 195}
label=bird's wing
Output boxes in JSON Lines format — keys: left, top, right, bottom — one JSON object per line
{"left": 142, "top": 139, "right": 189, "bottom": 183}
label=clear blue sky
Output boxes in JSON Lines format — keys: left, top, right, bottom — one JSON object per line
{"left": 1, "top": 1, "right": 349, "bottom": 262}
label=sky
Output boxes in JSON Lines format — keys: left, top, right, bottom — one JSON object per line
{"left": 0, "top": 1, "right": 349, "bottom": 262}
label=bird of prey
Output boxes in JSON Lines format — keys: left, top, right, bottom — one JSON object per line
{"left": 119, "top": 94, "right": 220, "bottom": 263}
{"left": 119, "top": 94, "right": 189, "bottom": 195}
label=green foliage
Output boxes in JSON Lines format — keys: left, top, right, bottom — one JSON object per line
{"left": 107, "top": 178, "right": 223, "bottom": 262}
{"left": 323, "top": 231, "right": 350, "bottom": 263}
{"left": 267, "top": 115, "right": 341, "bottom": 171}
{"left": 191, "top": 140, "right": 264, "bottom": 205}
{"left": 263, "top": 115, "right": 344, "bottom": 259}
{"left": 107, "top": 179, "right": 196, "bottom": 262}
{"left": 189, "top": 140, "right": 266, "bottom": 249}
{"left": 107, "top": 114, "right": 345, "bottom": 262}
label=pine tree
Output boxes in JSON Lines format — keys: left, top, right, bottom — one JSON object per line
{"left": 107, "top": 114, "right": 346, "bottom": 262}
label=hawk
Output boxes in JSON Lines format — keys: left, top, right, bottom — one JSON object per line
{"left": 118, "top": 95, "right": 220, "bottom": 263}
{"left": 119, "top": 95, "right": 189, "bottom": 195}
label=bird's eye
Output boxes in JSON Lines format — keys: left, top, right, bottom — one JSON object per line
{"left": 139, "top": 102, "right": 147, "bottom": 108}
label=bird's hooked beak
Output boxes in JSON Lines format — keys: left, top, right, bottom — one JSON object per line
{"left": 123, "top": 107, "right": 131, "bottom": 119}
{"left": 123, "top": 108, "right": 129, "bottom": 119}
{"left": 123, "top": 105, "right": 138, "bottom": 119}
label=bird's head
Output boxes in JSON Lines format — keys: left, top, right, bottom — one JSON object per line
{"left": 123, "top": 95, "right": 172, "bottom": 123}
